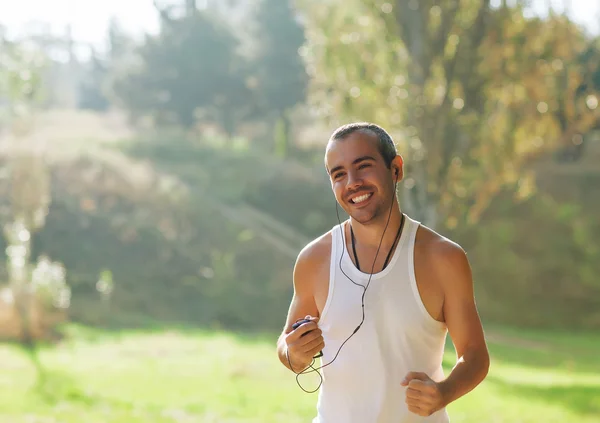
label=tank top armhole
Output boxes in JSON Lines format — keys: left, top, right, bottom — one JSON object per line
{"left": 318, "top": 225, "right": 339, "bottom": 324}
{"left": 407, "top": 221, "right": 447, "bottom": 331}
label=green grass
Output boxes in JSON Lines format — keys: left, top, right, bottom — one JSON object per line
{"left": 0, "top": 325, "right": 598, "bottom": 423}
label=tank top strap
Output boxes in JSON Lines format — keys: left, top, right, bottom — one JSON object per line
{"left": 329, "top": 222, "right": 344, "bottom": 275}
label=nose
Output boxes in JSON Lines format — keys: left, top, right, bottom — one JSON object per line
{"left": 346, "top": 169, "right": 362, "bottom": 190}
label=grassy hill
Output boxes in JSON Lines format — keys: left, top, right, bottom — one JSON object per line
{"left": 0, "top": 109, "right": 597, "bottom": 334}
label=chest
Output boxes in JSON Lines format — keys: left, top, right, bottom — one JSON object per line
{"left": 315, "top": 244, "right": 445, "bottom": 331}
{"left": 319, "top": 263, "right": 428, "bottom": 341}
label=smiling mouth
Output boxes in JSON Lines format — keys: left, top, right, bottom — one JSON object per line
{"left": 349, "top": 193, "right": 373, "bottom": 204}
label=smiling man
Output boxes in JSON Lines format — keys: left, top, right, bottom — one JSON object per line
{"left": 276, "top": 122, "right": 490, "bottom": 423}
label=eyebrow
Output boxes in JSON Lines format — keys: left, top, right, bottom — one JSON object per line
{"left": 329, "top": 155, "right": 377, "bottom": 175}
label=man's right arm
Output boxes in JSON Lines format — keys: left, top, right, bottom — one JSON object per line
{"left": 276, "top": 244, "right": 324, "bottom": 373}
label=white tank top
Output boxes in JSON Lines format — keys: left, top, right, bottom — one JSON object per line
{"left": 312, "top": 215, "right": 450, "bottom": 423}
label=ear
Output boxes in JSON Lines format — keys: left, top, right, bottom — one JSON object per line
{"left": 391, "top": 155, "right": 404, "bottom": 182}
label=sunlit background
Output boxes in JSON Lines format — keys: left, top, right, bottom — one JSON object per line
{"left": 0, "top": 1, "right": 599, "bottom": 422}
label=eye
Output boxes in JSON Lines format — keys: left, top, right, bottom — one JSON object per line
{"left": 358, "top": 163, "right": 371, "bottom": 170}
{"left": 333, "top": 172, "right": 345, "bottom": 180}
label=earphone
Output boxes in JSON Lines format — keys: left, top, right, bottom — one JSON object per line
{"left": 289, "top": 166, "right": 402, "bottom": 393}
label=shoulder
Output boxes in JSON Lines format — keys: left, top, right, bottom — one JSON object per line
{"left": 295, "top": 229, "right": 333, "bottom": 269}
{"left": 415, "top": 223, "right": 472, "bottom": 287}
{"left": 293, "top": 228, "right": 334, "bottom": 286}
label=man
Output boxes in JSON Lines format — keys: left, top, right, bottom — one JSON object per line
{"left": 276, "top": 122, "right": 490, "bottom": 422}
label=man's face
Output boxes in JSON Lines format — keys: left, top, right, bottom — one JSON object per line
{"left": 325, "top": 131, "right": 399, "bottom": 226}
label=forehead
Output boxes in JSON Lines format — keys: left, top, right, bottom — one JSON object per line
{"left": 325, "top": 131, "right": 381, "bottom": 169}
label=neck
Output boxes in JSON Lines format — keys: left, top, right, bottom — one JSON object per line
{"left": 348, "top": 204, "right": 404, "bottom": 248}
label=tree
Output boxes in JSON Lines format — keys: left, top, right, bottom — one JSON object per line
{"left": 0, "top": 35, "right": 46, "bottom": 134}
{"left": 251, "top": 0, "right": 309, "bottom": 156}
{"left": 107, "top": 16, "right": 135, "bottom": 63}
{"left": 554, "top": 35, "right": 600, "bottom": 162}
{"left": 0, "top": 37, "right": 72, "bottom": 384}
{"left": 295, "top": 0, "right": 600, "bottom": 229}
{"left": 78, "top": 48, "right": 110, "bottom": 111}
{"left": 111, "top": 10, "right": 254, "bottom": 134}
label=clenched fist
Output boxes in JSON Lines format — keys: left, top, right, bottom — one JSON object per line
{"left": 401, "top": 372, "right": 446, "bottom": 417}
{"left": 284, "top": 315, "right": 325, "bottom": 373}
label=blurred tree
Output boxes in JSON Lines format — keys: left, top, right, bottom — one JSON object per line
{"left": 111, "top": 10, "right": 254, "bottom": 134}
{"left": 554, "top": 36, "right": 600, "bottom": 162}
{"left": 295, "top": 0, "right": 600, "bottom": 229}
{"left": 0, "top": 36, "right": 46, "bottom": 134}
{"left": 102, "top": 17, "right": 139, "bottom": 115}
{"left": 78, "top": 48, "right": 110, "bottom": 111}
{"left": 107, "top": 16, "right": 136, "bottom": 64}
{"left": 0, "top": 36, "right": 71, "bottom": 348}
{"left": 251, "top": 0, "right": 309, "bottom": 157}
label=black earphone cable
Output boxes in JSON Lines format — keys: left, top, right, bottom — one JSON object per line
{"left": 290, "top": 178, "right": 402, "bottom": 393}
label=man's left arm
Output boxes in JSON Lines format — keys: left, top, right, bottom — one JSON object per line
{"left": 435, "top": 244, "right": 490, "bottom": 405}
{"left": 402, "top": 243, "right": 490, "bottom": 415}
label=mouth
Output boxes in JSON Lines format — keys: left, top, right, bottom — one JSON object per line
{"left": 348, "top": 192, "right": 373, "bottom": 206}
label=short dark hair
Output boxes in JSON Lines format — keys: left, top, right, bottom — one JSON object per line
{"left": 328, "top": 122, "right": 397, "bottom": 168}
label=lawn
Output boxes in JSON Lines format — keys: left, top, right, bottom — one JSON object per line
{"left": 0, "top": 324, "right": 598, "bottom": 423}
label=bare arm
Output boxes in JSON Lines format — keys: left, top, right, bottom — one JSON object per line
{"left": 403, "top": 242, "right": 489, "bottom": 417}
{"left": 276, "top": 244, "right": 324, "bottom": 373}
{"left": 436, "top": 244, "right": 490, "bottom": 405}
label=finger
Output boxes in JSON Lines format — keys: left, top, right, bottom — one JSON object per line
{"left": 405, "top": 396, "right": 422, "bottom": 407}
{"left": 294, "top": 327, "right": 322, "bottom": 345}
{"left": 407, "top": 379, "right": 427, "bottom": 391}
{"left": 402, "top": 371, "right": 429, "bottom": 385}
{"left": 289, "top": 331, "right": 322, "bottom": 352}
{"left": 405, "top": 387, "right": 421, "bottom": 399}
{"left": 296, "top": 320, "right": 319, "bottom": 334}
{"left": 288, "top": 321, "right": 319, "bottom": 340}
{"left": 298, "top": 332, "right": 324, "bottom": 352}
{"left": 406, "top": 392, "right": 434, "bottom": 406}
{"left": 307, "top": 340, "right": 325, "bottom": 357}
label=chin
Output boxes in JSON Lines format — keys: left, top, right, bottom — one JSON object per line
{"left": 350, "top": 205, "right": 389, "bottom": 225}
{"left": 349, "top": 209, "right": 378, "bottom": 225}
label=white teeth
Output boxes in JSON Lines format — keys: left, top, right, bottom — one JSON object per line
{"left": 351, "top": 193, "right": 371, "bottom": 204}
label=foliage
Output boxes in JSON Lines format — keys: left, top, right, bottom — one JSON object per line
{"left": 0, "top": 38, "right": 71, "bottom": 344}
{"left": 30, "top": 255, "right": 70, "bottom": 310}
{"left": 0, "top": 36, "right": 47, "bottom": 133}
{"left": 250, "top": 0, "right": 309, "bottom": 156}
{"left": 0, "top": 150, "right": 295, "bottom": 331}
{"left": 295, "top": 0, "right": 600, "bottom": 230}
{"left": 122, "top": 136, "right": 336, "bottom": 239}
{"left": 0, "top": 122, "right": 593, "bottom": 332}
{"left": 111, "top": 10, "right": 254, "bottom": 132}
{"left": 102, "top": 2, "right": 311, "bottom": 147}
{"left": 77, "top": 50, "right": 110, "bottom": 111}
{"left": 124, "top": 137, "right": 599, "bottom": 330}
{"left": 464, "top": 191, "right": 600, "bottom": 329}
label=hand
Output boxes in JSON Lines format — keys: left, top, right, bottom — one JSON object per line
{"left": 284, "top": 315, "right": 324, "bottom": 372}
{"left": 401, "top": 372, "right": 446, "bottom": 417}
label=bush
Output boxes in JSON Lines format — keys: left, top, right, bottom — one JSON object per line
{"left": 122, "top": 137, "right": 600, "bottom": 331}
{"left": 464, "top": 192, "right": 600, "bottom": 329}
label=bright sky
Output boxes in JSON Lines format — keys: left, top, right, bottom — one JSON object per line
{"left": 0, "top": 0, "right": 598, "bottom": 52}
{"left": 0, "top": 0, "right": 160, "bottom": 49}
